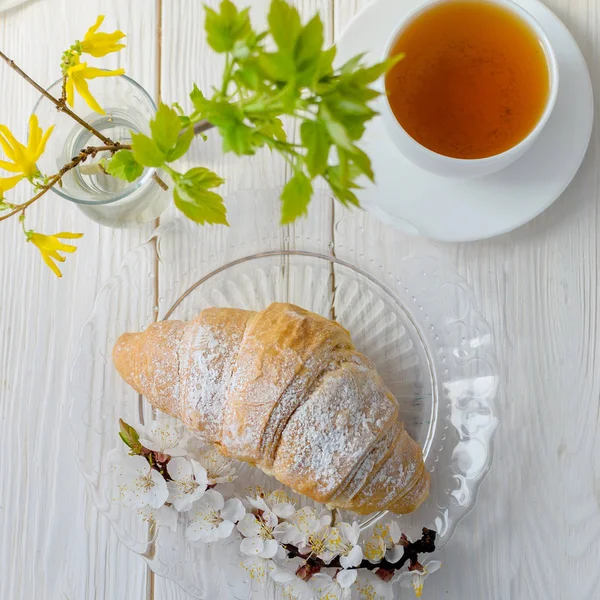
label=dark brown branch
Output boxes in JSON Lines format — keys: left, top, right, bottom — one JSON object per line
{"left": 286, "top": 528, "right": 436, "bottom": 576}
{"left": 193, "top": 119, "right": 215, "bottom": 136}
{"left": 0, "top": 48, "right": 114, "bottom": 145}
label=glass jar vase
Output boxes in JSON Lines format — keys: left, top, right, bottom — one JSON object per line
{"left": 32, "top": 73, "right": 170, "bottom": 227}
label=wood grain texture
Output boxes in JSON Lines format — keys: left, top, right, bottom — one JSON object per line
{"left": 333, "top": 1, "right": 600, "bottom": 599}
{"left": 1, "top": 0, "right": 599, "bottom": 599}
{"left": 0, "top": 1, "right": 157, "bottom": 598}
{"left": 156, "top": 1, "right": 333, "bottom": 597}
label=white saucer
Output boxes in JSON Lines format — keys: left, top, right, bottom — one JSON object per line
{"left": 337, "top": 0, "right": 594, "bottom": 242}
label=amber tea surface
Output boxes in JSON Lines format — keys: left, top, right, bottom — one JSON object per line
{"left": 385, "top": 0, "right": 550, "bottom": 159}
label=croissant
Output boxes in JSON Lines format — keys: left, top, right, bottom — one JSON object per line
{"left": 113, "top": 302, "right": 429, "bottom": 515}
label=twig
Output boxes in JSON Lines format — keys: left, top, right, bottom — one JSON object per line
{"left": 0, "top": 144, "right": 125, "bottom": 222}
{"left": 285, "top": 528, "right": 437, "bottom": 575}
{"left": 152, "top": 173, "right": 169, "bottom": 191}
{"left": 60, "top": 74, "right": 67, "bottom": 104}
{"left": 0, "top": 49, "right": 114, "bottom": 146}
{"left": 193, "top": 119, "right": 214, "bottom": 136}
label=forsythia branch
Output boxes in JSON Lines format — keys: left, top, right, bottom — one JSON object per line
{"left": 0, "top": 144, "right": 127, "bottom": 222}
{"left": 0, "top": 49, "right": 113, "bottom": 146}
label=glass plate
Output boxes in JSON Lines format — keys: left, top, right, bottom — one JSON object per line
{"left": 70, "top": 222, "right": 498, "bottom": 598}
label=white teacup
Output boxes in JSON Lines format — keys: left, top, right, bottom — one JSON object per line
{"left": 378, "top": 0, "right": 559, "bottom": 179}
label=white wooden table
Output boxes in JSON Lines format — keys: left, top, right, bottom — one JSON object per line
{"left": 1, "top": 0, "right": 599, "bottom": 598}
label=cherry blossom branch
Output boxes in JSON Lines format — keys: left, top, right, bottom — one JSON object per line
{"left": 285, "top": 528, "right": 437, "bottom": 579}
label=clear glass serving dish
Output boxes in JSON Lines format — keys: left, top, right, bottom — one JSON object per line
{"left": 70, "top": 219, "right": 499, "bottom": 598}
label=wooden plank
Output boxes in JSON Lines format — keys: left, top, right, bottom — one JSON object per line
{"left": 333, "top": 0, "right": 600, "bottom": 598}
{"left": 155, "top": 0, "right": 333, "bottom": 597}
{"left": 0, "top": 1, "right": 157, "bottom": 598}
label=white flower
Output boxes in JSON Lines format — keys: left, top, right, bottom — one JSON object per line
{"left": 354, "top": 571, "right": 394, "bottom": 600}
{"left": 194, "top": 446, "right": 237, "bottom": 485}
{"left": 166, "top": 457, "right": 208, "bottom": 512}
{"left": 139, "top": 422, "right": 188, "bottom": 457}
{"left": 247, "top": 489, "right": 296, "bottom": 522}
{"left": 310, "top": 570, "right": 357, "bottom": 600}
{"left": 271, "top": 567, "right": 313, "bottom": 600}
{"left": 384, "top": 521, "right": 405, "bottom": 563}
{"left": 363, "top": 532, "right": 387, "bottom": 563}
{"left": 186, "top": 489, "right": 245, "bottom": 543}
{"left": 237, "top": 513, "right": 279, "bottom": 558}
{"left": 274, "top": 506, "right": 331, "bottom": 546}
{"left": 239, "top": 554, "right": 276, "bottom": 586}
{"left": 137, "top": 504, "right": 178, "bottom": 532}
{"left": 116, "top": 455, "right": 169, "bottom": 509}
{"left": 327, "top": 521, "right": 364, "bottom": 569}
{"left": 395, "top": 560, "right": 442, "bottom": 598}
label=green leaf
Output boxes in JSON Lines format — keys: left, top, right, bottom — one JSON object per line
{"left": 106, "top": 150, "right": 144, "bottom": 182}
{"left": 234, "top": 62, "right": 263, "bottom": 90}
{"left": 316, "top": 45, "right": 336, "bottom": 80}
{"left": 339, "top": 53, "right": 367, "bottom": 75}
{"left": 190, "top": 83, "right": 209, "bottom": 113}
{"left": 300, "top": 120, "right": 330, "bottom": 177}
{"left": 206, "top": 102, "right": 256, "bottom": 155}
{"left": 258, "top": 51, "right": 295, "bottom": 82}
{"left": 320, "top": 106, "right": 353, "bottom": 151}
{"left": 325, "top": 165, "right": 361, "bottom": 207}
{"left": 259, "top": 117, "right": 287, "bottom": 143}
{"left": 131, "top": 133, "right": 166, "bottom": 168}
{"left": 295, "top": 14, "right": 324, "bottom": 70}
{"left": 166, "top": 126, "right": 195, "bottom": 162}
{"left": 173, "top": 167, "right": 228, "bottom": 225}
{"left": 118, "top": 419, "right": 140, "bottom": 450}
{"left": 268, "top": 0, "right": 301, "bottom": 54}
{"left": 350, "top": 54, "right": 404, "bottom": 86}
{"left": 150, "top": 103, "right": 182, "bottom": 154}
{"left": 205, "top": 0, "right": 252, "bottom": 53}
{"left": 281, "top": 170, "right": 312, "bottom": 224}
{"left": 350, "top": 145, "right": 375, "bottom": 182}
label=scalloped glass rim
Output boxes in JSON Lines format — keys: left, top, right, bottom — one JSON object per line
{"left": 70, "top": 227, "right": 499, "bottom": 597}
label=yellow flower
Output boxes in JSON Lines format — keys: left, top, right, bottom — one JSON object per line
{"left": 0, "top": 115, "right": 54, "bottom": 192}
{"left": 27, "top": 231, "right": 84, "bottom": 278}
{"left": 80, "top": 15, "right": 126, "bottom": 58}
{"left": 65, "top": 54, "right": 125, "bottom": 114}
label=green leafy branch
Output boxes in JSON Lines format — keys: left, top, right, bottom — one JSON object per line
{"left": 107, "top": 0, "right": 400, "bottom": 225}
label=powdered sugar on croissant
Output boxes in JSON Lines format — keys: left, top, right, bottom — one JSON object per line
{"left": 113, "top": 302, "right": 429, "bottom": 514}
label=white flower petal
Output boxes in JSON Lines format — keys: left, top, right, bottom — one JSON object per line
{"left": 120, "top": 454, "right": 151, "bottom": 476}
{"left": 356, "top": 572, "right": 394, "bottom": 600}
{"left": 191, "top": 460, "right": 209, "bottom": 488}
{"left": 271, "top": 567, "right": 296, "bottom": 583}
{"left": 203, "top": 489, "right": 225, "bottom": 511}
{"left": 388, "top": 521, "right": 402, "bottom": 544}
{"left": 221, "top": 497, "right": 245, "bottom": 523}
{"left": 167, "top": 457, "right": 193, "bottom": 479}
{"left": 215, "top": 519, "right": 235, "bottom": 539}
{"left": 237, "top": 513, "right": 262, "bottom": 538}
{"left": 262, "top": 508, "right": 279, "bottom": 529}
{"left": 340, "top": 544, "right": 363, "bottom": 569}
{"left": 148, "top": 470, "right": 169, "bottom": 508}
{"left": 260, "top": 538, "right": 279, "bottom": 559}
{"left": 272, "top": 503, "right": 296, "bottom": 519}
{"left": 273, "top": 522, "right": 301, "bottom": 545}
{"left": 426, "top": 560, "right": 442, "bottom": 574}
{"left": 336, "top": 568, "right": 357, "bottom": 589}
{"left": 385, "top": 545, "right": 404, "bottom": 564}
{"left": 247, "top": 496, "right": 269, "bottom": 512}
{"left": 240, "top": 537, "right": 264, "bottom": 556}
